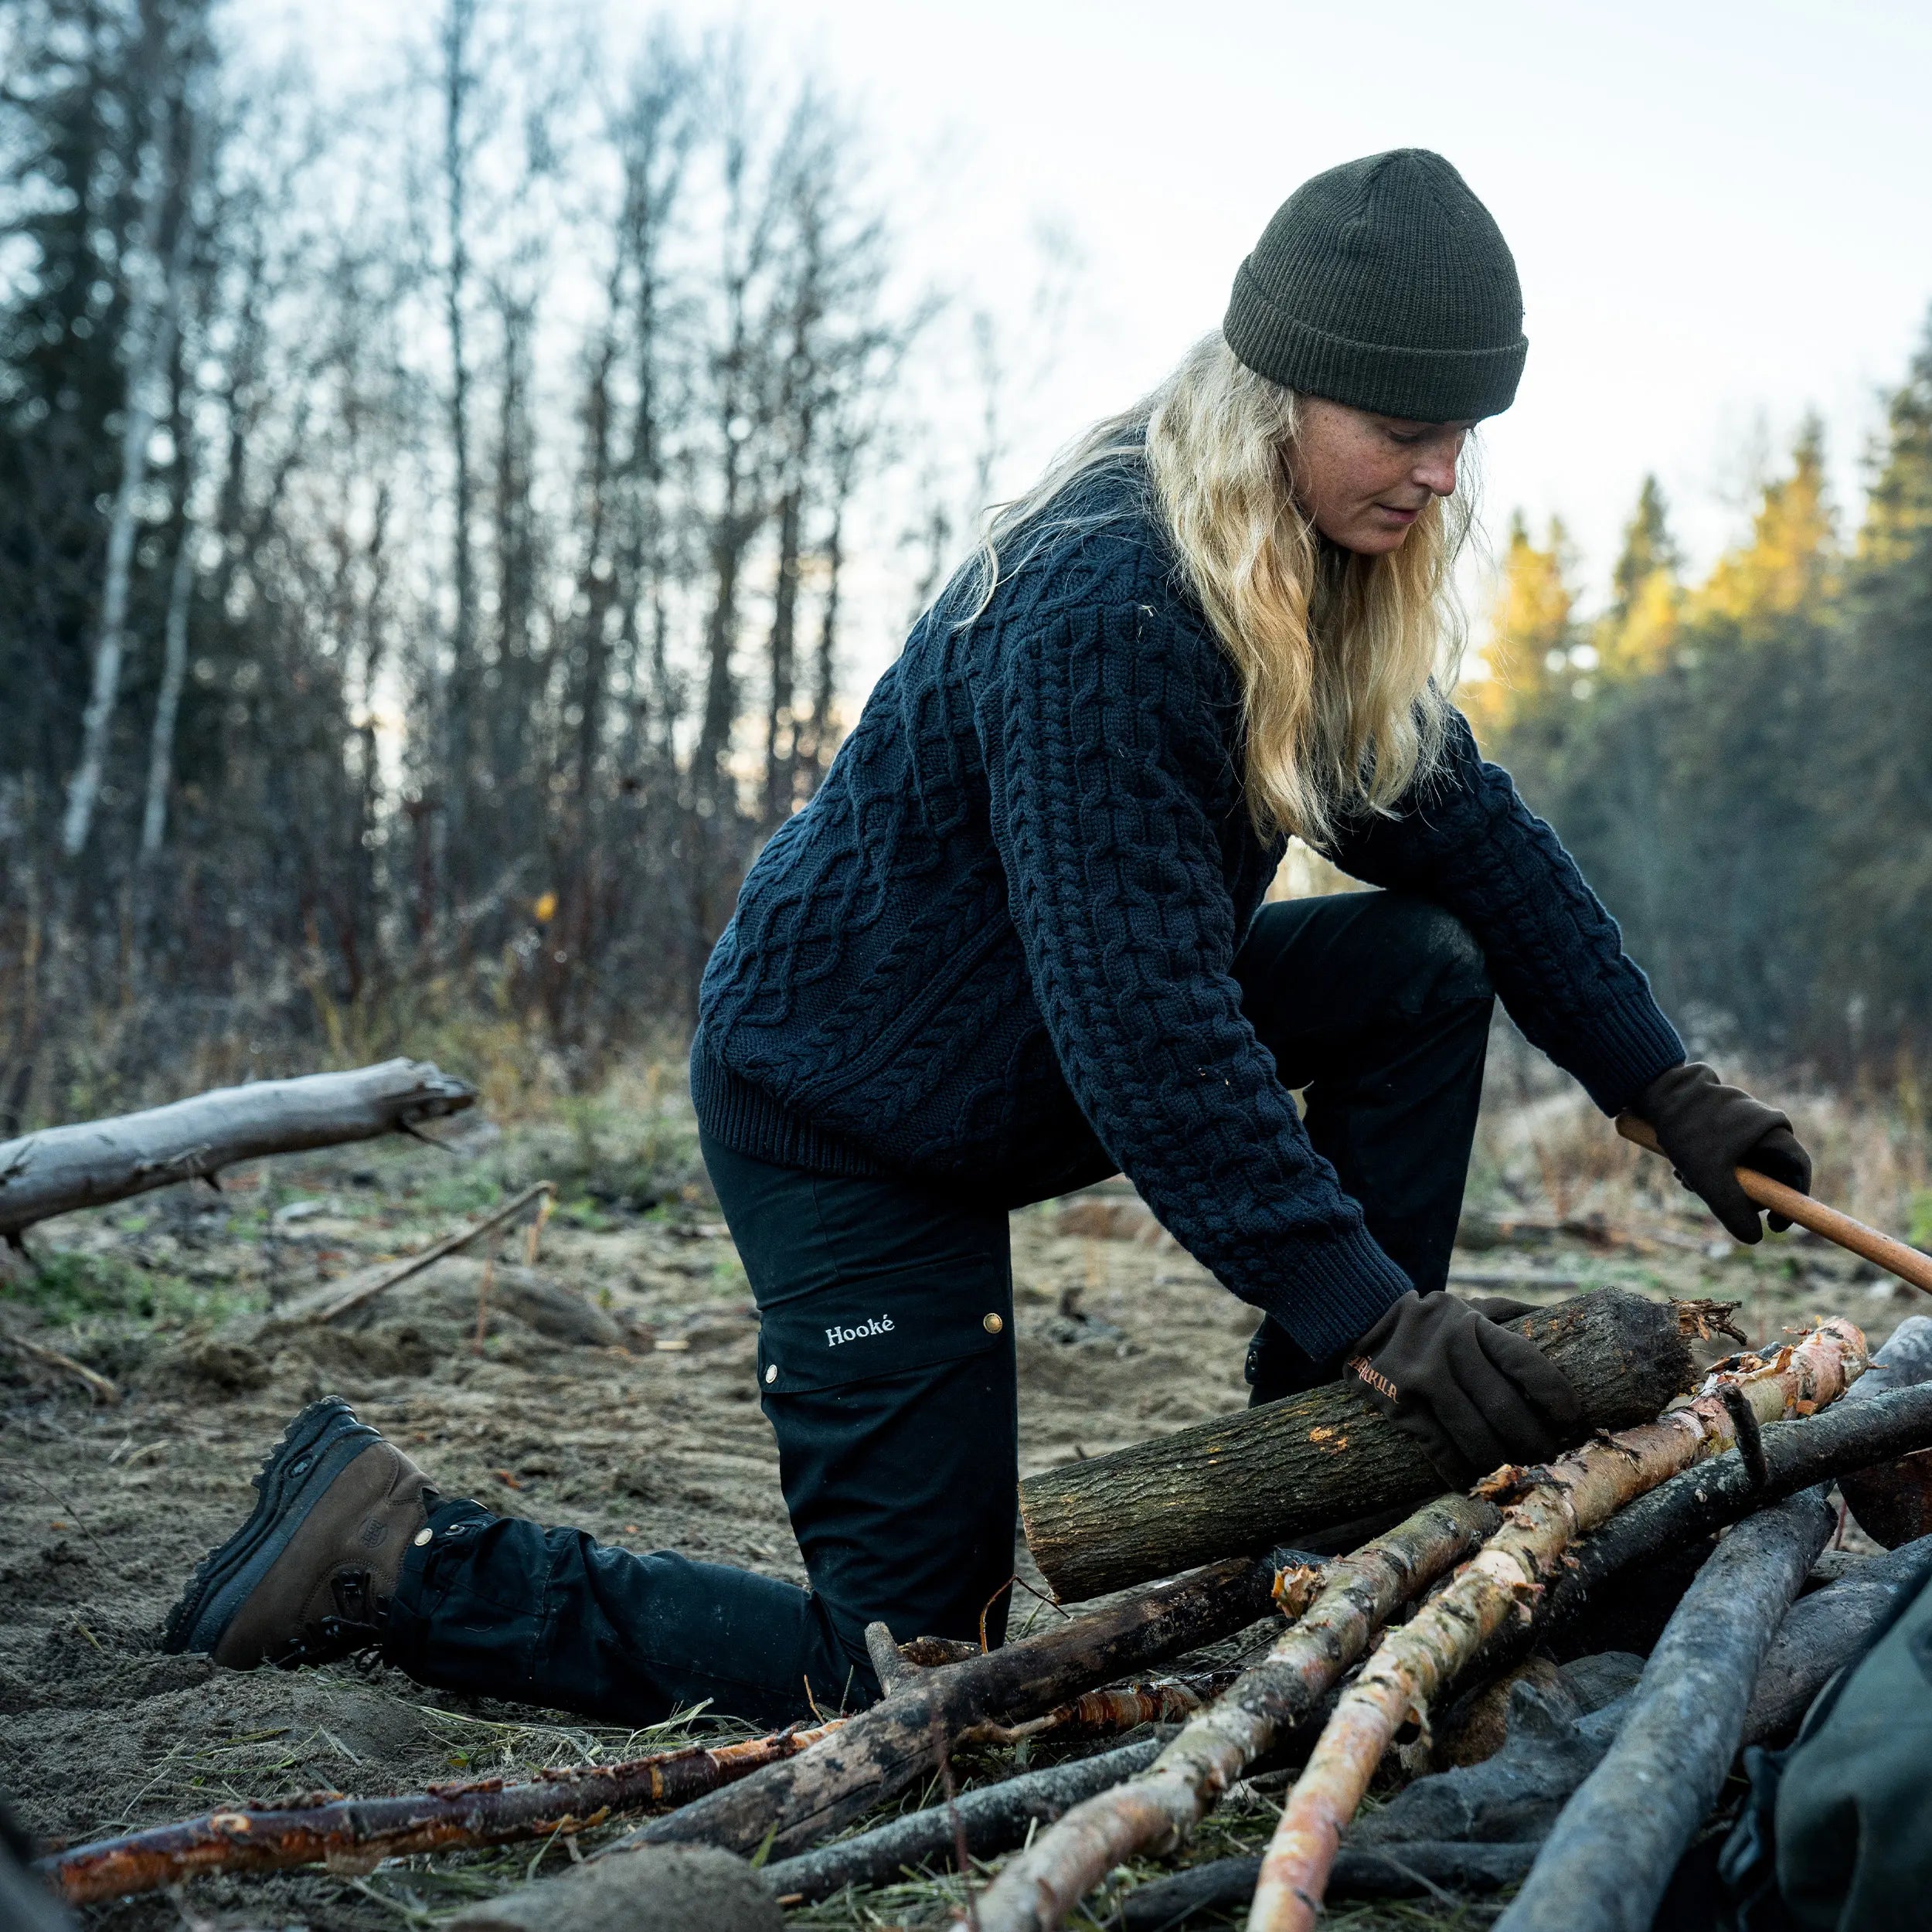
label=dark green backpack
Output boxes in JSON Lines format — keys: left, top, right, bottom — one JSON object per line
{"left": 1723, "top": 1562, "right": 1932, "bottom": 1929}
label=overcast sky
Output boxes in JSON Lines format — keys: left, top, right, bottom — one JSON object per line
{"left": 288, "top": 0, "right": 1930, "bottom": 662}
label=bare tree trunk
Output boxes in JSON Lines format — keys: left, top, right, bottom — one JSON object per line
{"left": 438, "top": 0, "right": 479, "bottom": 916}
{"left": 139, "top": 506, "right": 195, "bottom": 856}
{"left": 63, "top": 51, "right": 185, "bottom": 859}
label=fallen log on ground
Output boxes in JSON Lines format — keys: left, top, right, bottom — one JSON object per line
{"left": 1494, "top": 1487, "right": 1835, "bottom": 1932}
{"left": 599, "top": 1548, "right": 1288, "bottom": 1865}
{"left": 973, "top": 1494, "right": 1497, "bottom": 1932}
{"left": 762, "top": 1734, "right": 1168, "bottom": 1905}
{"left": 38, "top": 1719, "right": 840, "bottom": 1904}
{"left": 1118, "top": 1842, "right": 1539, "bottom": 1930}
{"left": 1743, "top": 1531, "right": 1932, "bottom": 1745}
{"left": 0, "top": 1060, "right": 475, "bottom": 1240}
{"left": 1021, "top": 1289, "right": 1717, "bottom": 1602}
{"left": 1244, "top": 1316, "right": 1867, "bottom": 1932}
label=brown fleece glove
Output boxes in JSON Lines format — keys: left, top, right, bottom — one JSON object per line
{"left": 1460, "top": 1294, "right": 1542, "bottom": 1323}
{"left": 1634, "top": 1062, "right": 1812, "bottom": 1243}
{"left": 1347, "top": 1291, "right": 1583, "bottom": 1487}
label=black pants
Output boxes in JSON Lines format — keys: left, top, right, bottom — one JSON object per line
{"left": 383, "top": 891, "right": 1493, "bottom": 1727}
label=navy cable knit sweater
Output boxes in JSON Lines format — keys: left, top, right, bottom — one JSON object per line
{"left": 692, "top": 464, "right": 1685, "bottom": 1360}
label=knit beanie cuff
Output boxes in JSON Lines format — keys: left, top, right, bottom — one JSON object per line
{"left": 1225, "top": 261, "right": 1527, "bottom": 423}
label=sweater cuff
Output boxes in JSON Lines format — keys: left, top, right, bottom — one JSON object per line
{"left": 1553, "top": 992, "right": 1687, "bottom": 1117}
{"left": 1244, "top": 1223, "right": 1413, "bottom": 1363}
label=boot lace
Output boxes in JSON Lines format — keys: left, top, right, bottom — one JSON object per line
{"left": 267, "top": 1566, "right": 389, "bottom": 1671}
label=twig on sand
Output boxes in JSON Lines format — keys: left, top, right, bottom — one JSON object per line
{"left": 0, "top": 1325, "right": 119, "bottom": 1403}
{"left": 308, "top": 1181, "right": 554, "bottom": 1326}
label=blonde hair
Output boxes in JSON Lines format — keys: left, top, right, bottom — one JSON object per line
{"left": 961, "top": 335, "right": 1471, "bottom": 851}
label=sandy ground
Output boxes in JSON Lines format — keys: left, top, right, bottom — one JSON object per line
{"left": 0, "top": 1091, "right": 1913, "bottom": 1930}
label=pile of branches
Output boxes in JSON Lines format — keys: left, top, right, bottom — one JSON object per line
{"left": 34, "top": 1296, "right": 1932, "bottom": 1930}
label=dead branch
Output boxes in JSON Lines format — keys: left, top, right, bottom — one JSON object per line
{"left": 0, "top": 1325, "right": 119, "bottom": 1403}
{"left": 39, "top": 1719, "right": 840, "bottom": 1905}
{"left": 305, "top": 1179, "right": 554, "bottom": 1325}
{"left": 762, "top": 1735, "right": 1166, "bottom": 1906}
{"left": 1743, "top": 1531, "right": 1932, "bottom": 1746}
{"left": 1021, "top": 1290, "right": 1700, "bottom": 1603}
{"left": 598, "top": 1549, "right": 1287, "bottom": 1865}
{"left": 1245, "top": 1317, "right": 1869, "bottom": 1932}
{"left": 1495, "top": 1488, "right": 1836, "bottom": 1932}
{"left": 973, "top": 1494, "right": 1497, "bottom": 1932}
{"left": 0, "top": 1061, "right": 476, "bottom": 1238}
{"left": 1118, "top": 1842, "right": 1539, "bottom": 1928}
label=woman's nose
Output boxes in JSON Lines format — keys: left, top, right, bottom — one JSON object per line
{"left": 1413, "top": 440, "right": 1461, "bottom": 497}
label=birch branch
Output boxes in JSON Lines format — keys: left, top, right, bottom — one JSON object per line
{"left": 972, "top": 1494, "right": 1498, "bottom": 1932}
{"left": 598, "top": 1549, "right": 1287, "bottom": 1865}
{"left": 1244, "top": 1316, "right": 1869, "bottom": 1932}
{"left": 1495, "top": 1488, "right": 1836, "bottom": 1932}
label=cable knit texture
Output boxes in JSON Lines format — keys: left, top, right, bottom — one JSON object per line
{"left": 693, "top": 465, "right": 1684, "bottom": 1360}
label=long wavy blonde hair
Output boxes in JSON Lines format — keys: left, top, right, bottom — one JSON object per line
{"left": 961, "top": 335, "right": 1472, "bottom": 852}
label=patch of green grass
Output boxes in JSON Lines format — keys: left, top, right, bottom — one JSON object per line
{"left": 1909, "top": 1190, "right": 1932, "bottom": 1250}
{"left": 7, "top": 1247, "right": 221, "bottom": 1328}
{"left": 419, "top": 1171, "right": 506, "bottom": 1218}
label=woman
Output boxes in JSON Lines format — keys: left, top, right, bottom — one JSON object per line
{"left": 166, "top": 149, "right": 1809, "bottom": 1726}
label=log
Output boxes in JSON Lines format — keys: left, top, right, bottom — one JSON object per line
{"left": 1494, "top": 1488, "right": 1836, "bottom": 1932}
{"left": 973, "top": 1494, "right": 1498, "bottom": 1932}
{"left": 1743, "top": 1532, "right": 1932, "bottom": 1745}
{"left": 1839, "top": 1316, "right": 1932, "bottom": 1546}
{"left": 760, "top": 1736, "right": 1168, "bottom": 1905}
{"left": 1021, "top": 1289, "right": 1709, "bottom": 1603}
{"left": 597, "top": 1549, "right": 1286, "bottom": 1864}
{"left": 39, "top": 1721, "right": 839, "bottom": 1904}
{"left": 0, "top": 1060, "right": 475, "bottom": 1237}
{"left": 1246, "top": 1317, "right": 1867, "bottom": 1932}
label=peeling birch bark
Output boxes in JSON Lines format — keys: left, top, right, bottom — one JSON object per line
{"left": 1244, "top": 1317, "right": 1869, "bottom": 1932}
{"left": 971, "top": 1493, "right": 1498, "bottom": 1932}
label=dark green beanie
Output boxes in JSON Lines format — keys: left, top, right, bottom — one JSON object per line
{"left": 1223, "top": 148, "right": 1526, "bottom": 423}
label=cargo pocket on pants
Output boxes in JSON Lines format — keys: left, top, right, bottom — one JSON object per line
{"left": 754, "top": 1267, "right": 1013, "bottom": 1396}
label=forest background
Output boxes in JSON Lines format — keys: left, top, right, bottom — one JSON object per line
{"left": 4, "top": 0, "right": 1930, "bottom": 1135}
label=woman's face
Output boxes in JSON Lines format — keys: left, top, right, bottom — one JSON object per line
{"left": 1287, "top": 397, "right": 1473, "bottom": 556}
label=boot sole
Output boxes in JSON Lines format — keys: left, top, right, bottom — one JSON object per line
{"left": 162, "top": 1396, "right": 383, "bottom": 1658}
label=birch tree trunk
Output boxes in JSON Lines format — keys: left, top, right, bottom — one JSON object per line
{"left": 63, "top": 59, "right": 185, "bottom": 860}
{"left": 139, "top": 505, "right": 196, "bottom": 855}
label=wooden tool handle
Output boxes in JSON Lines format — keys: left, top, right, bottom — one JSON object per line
{"left": 1616, "top": 1112, "right": 1932, "bottom": 1297}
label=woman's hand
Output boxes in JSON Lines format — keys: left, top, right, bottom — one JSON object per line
{"left": 1345, "top": 1290, "right": 1583, "bottom": 1486}
{"left": 1633, "top": 1062, "right": 1813, "bottom": 1243}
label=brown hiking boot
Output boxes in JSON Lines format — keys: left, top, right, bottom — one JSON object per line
{"left": 164, "top": 1396, "right": 438, "bottom": 1669}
